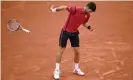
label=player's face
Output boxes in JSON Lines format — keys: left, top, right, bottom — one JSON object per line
{"left": 85, "top": 7, "right": 93, "bottom": 13}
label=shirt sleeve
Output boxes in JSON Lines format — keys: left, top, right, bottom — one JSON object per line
{"left": 67, "top": 6, "right": 76, "bottom": 13}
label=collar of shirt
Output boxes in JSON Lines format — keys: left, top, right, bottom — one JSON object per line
{"left": 80, "top": 7, "right": 90, "bottom": 15}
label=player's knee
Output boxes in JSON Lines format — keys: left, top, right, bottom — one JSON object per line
{"left": 73, "top": 47, "right": 79, "bottom": 53}
{"left": 59, "top": 47, "right": 65, "bottom": 54}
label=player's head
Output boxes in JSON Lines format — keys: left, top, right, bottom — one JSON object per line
{"left": 85, "top": 2, "right": 96, "bottom": 13}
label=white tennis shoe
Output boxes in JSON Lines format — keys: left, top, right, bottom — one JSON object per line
{"left": 54, "top": 70, "right": 60, "bottom": 79}
{"left": 73, "top": 68, "right": 85, "bottom": 76}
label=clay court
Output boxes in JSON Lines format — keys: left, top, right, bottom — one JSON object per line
{"left": 1, "top": 1, "right": 133, "bottom": 80}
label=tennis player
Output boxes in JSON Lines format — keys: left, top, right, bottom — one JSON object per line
{"left": 51, "top": 2, "right": 96, "bottom": 79}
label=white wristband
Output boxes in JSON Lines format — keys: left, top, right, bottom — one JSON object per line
{"left": 51, "top": 8, "right": 56, "bottom": 12}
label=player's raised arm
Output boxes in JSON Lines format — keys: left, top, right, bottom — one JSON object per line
{"left": 50, "top": 5, "right": 68, "bottom": 12}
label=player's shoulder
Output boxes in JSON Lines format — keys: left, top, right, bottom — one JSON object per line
{"left": 68, "top": 6, "right": 82, "bottom": 9}
{"left": 75, "top": 6, "right": 83, "bottom": 12}
{"left": 75, "top": 6, "right": 82, "bottom": 9}
{"left": 67, "top": 5, "right": 83, "bottom": 12}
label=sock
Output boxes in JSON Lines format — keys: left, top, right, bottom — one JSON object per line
{"left": 75, "top": 63, "right": 79, "bottom": 70}
{"left": 55, "top": 63, "right": 60, "bottom": 70}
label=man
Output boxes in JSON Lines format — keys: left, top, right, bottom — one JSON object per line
{"left": 51, "top": 2, "right": 96, "bottom": 79}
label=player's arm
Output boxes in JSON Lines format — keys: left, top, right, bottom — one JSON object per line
{"left": 83, "top": 23, "right": 94, "bottom": 31}
{"left": 50, "top": 5, "right": 68, "bottom": 12}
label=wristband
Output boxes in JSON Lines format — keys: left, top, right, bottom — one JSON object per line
{"left": 51, "top": 8, "right": 56, "bottom": 12}
{"left": 87, "top": 25, "right": 91, "bottom": 30}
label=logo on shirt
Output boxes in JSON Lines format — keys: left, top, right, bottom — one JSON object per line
{"left": 85, "top": 15, "right": 87, "bottom": 18}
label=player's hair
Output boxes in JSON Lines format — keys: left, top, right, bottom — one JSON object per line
{"left": 86, "top": 2, "right": 96, "bottom": 12}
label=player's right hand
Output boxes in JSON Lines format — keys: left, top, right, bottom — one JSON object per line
{"left": 50, "top": 5, "right": 54, "bottom": 10}
{"left": 50, "top": 5, "right": 56, "bottom": 12}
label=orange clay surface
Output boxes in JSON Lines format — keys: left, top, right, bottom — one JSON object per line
{"left": 1, "top": 1, "right": 133, "bottom": 80}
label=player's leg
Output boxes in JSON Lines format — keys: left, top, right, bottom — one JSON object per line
{"left": 55, "top": 47, "right": 65, "bottom": 70}
{"left": 54, "top": 30, "right": 68, "bottom": 79}
{"left": 69, "top": 33, "right": 85, "bottom": 76}
{"left": 73, "top": 47, "right": 80, "bottom": 65}
{"left": 54, "top": 47, "right": 65, "bottom": 79}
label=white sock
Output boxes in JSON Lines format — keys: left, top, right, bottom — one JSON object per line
{"left": 55, "top": 63, "right": 60, "bottom": 70}
{"left": 75, "top": 63, "right": 79, "bottom": 70}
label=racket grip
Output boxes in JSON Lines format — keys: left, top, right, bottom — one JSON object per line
{"left": 22, "top": 28, "right": 30, "bottom": 33}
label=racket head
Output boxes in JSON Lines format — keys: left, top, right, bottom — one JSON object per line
{"left": 7, "top": 19, "right": 21, "bottom": 31}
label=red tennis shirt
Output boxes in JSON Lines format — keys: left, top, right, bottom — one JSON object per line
{"left": 63, "top": 6, "right": 90, "bottom": 32}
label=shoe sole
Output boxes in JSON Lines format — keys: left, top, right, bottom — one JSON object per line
{"left": 73, "top": 72, "right": 85, "bottom": 76}
{"left": 53, "top": 75, "right": 60, "bottom": 80}
{"left": 54, "top": 78, "right": 59, "bottom": 80}
{"left": 53, "top": 74, "right": 60, "bottom": 79}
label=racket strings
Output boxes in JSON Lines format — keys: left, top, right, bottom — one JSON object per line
{"left": 7, "top": 19, "right": 20, "bottom": 31}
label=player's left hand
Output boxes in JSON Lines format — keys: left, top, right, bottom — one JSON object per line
{"left": 89, "top": 28, "right": 94, "bottom": 31}
{"left": 87, "top": 25, "right": 94, "bottom": 31}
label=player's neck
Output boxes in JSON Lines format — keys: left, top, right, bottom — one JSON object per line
{"left": 84, "top": 7, "right": 92, "bottom": 15}
{"left": 83, "top": 7, "right": 86, "bottom": 12}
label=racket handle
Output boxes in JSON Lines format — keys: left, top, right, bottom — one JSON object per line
{"left": 22, "top": 28, "right": 30, "bottom": 33}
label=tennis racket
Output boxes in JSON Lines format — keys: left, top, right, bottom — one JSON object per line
{"left": 7, "top": 19, "right": 30, "bottom": 33}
